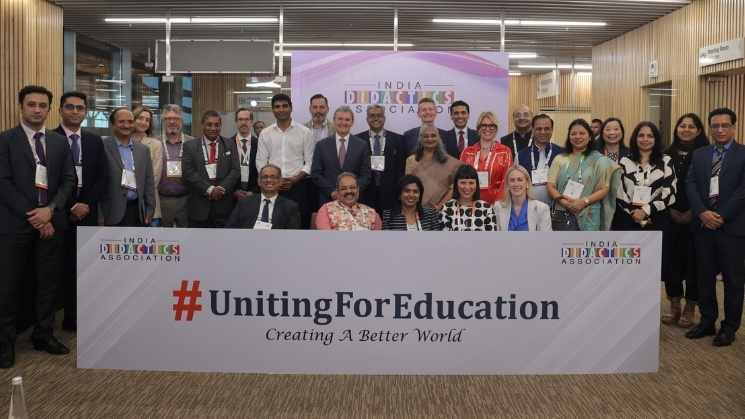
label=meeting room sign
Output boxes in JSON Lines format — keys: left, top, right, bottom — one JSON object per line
{"left": 78, "top": 228, "right": 661, "bottom": 375}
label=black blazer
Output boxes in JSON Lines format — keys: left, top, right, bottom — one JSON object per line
{"left": 311, "top": 134, "right": 372, "bottom": 206}
{"left": 52, "top": 126, "right": 108, "bottom": 225}
{"left": 441, "top": 127, "right": 479, "bottom": 159}
{"left": 0, "top": 125, "right": 76, "bottom": 233}
{"left": 229, "top": 134, "right": 259, "bottom": 195}
{"left": 355, "top": 130, "right": 406, "bottom": 212}
{"left": 225, "top": 194, "right": 300, "bottom": 229}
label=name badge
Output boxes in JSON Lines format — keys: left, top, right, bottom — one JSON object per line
{"left": 563, "top": 179, "right": 584, "bottom": 199}
{"left": 205, "top": 163, "right": 217, "bottom": 180}
{"left": 75, "top": 166, "right": 83, "bottom": 187}
{"left": 371, "top": 156, "right": 385, "bottom": 172}
{"left": 253, "top": 221, "right": 272, "bottom": 230}
{"left": 531, "top": 169, "right": 548, "bottom": 185}
{"left": 35, "top": 165, "right": 49, "bottom": 189}
{"left": 477, "top": 171, "right": 489, "bottom": 188}
{"left": 167, "top": 161, "right": 182, "bottom": 178}
{"left": 121, "top": 169, "right": 137, "bottom": 190}
{"left": 709, "top": 175, "right": 719, "bottom": 198}
{"left": 240, "top": 166, "right": 250, "bottom": 183}
{"left": 632, "top": 185, "right": 652, "bottom": 206}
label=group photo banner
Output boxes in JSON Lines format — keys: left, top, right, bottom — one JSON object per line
{"left": 79, "top": 228, "right": 661, "bottom": 375}
{"left": 291, "top": 51, "right": 509, "bottom": 137}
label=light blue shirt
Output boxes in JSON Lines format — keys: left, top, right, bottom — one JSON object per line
{"left": 118, "top": 141, "right": 138, "bottom": 201}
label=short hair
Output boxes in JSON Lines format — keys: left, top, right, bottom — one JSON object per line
{"left": 253, "top": 120, "right": 265, "bottom": 128}
{"left": 60, "top": 91, "right": 87, "bottom": 107}
{"left": 451, "top": 165, "right": 481, "bottom": 201}
{"left": 366, "top": 104, "right": 385, "bottom": 117}
{"left": 18, "top": 85, "right": 52, "bottom": 105}
{"left": 333, "top": 105, "right": 354, "bottom": 121}
{"left": 415, "top": 124, "right": 448, "bottom": 164}
{"left": 597, "top": 117, "right": 627, "bottom": 151}
{"left": 259, "top": 164, "right": 282, "bottom": 178}
{"left": 450, "top": 100, "right": 470, "bottom": 114}
{"left": 629, "top": 121, "right": 664, "bottom": 166}
{"left": 532, "top": 114, "right": 554, "bottom": 128}
{"left": 591, "top": 118, "right": 603, "bottom": 125}
{"left": 309, "top": 94, "right": 328, "bottom": 106}
{"left": 500, "top": 165, "right": 537, "bottom": 207}
{"left": 562, "top": 119, "right": 596, "bottom": 156}
{"left": 708, "top": 107, "right": 737, "bottom": 126}
{"left": 418, "top": 97, "right": 436, "bottom": 109}
{"left": 271, "top": 93, "right": 292, "bottom": 108}
{"left": 132, "top": 106, "right": 154, "bottom": 136}
{"left": 162, "top": 104, "right": 183, "bottom": 117}
{"left": 336, "top": 172, "right": 358, "bottom": 189}
{"left": 476, "top": 111, "right": 500, "bottom": 130}
{"left": 109, "top": 107, "right": 132, "bottom": 124}
{"left": 201, "top": 109, "right": 221, "bottom": 124}
{"left": 235, "top": 107, "right": 253, "bottom": 121}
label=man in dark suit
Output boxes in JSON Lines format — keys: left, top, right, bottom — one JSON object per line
{"left": 0, "top": 85, "right": 77, "bottom": 367}
{"left": 355, "top": 104, "right": 406, "bottom": 214}
{"left": 516, "top": 114, "right": 564, "bottom": 205}
{"left": 226, "top": 164, "right": 300, "bottom": 229}
{"left": 53, "top": 91, "right": 108, "bottom": 331}
{"left": 501, "top": 104, "right": 533, "bottom": 158}
{"left": 100, "top": 108, "right": 155, "bottom": 227}
{"left": 231, "top": 108, "right": 259, "bottom": 200}
{"left": 182, "top": 109, "right": 240, "bottom": 228}
{"left": 402, "top": 98, "right": 448, "bottom": 156}
{"left": 685, "top": 107, "right": 745, "bottom": 347}
{"left": 441, "top": 100, "right": 479, "bottom": 159}
{"left": 311, "top": 105, "right": 372, "bottom": 207}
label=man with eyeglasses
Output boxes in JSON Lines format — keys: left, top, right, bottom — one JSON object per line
{"left": 225, "top": 164, "right": 300, "bottom": 229}
{"left": 230, "top": 108, "right": 259, "bottom": 202}
{"left": 156, "top": 104, "right": 194, "bottom": 227}
{"left": 685, "top": 107, "right": 745, "bottom": 347}
{"left": 501, "top": 104, "right": 534, "bottom": 158}
{"left": 52, "top": 91, "right": 109, "bottom": 331}
{"left": 516, "top": 114, "right": 564, "bottom": 205}
{"left": 442, "top": 100, "right": 480, "bottom": 159}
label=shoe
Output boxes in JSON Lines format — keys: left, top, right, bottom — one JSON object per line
{"left": 685, "top": 323, "right": 716, "bottom": 339}
{"left": 31, "top": 336, "right": 70, "bottom": 355}
{"left": 713, "top": 330, "right": 736, "bottom": 347}
{"left": 62, "top": 320, "right": 76, "bottom": 332}
{"left": 677, "top": 300, "right": 697, "bottom": 328}
{"left": 661, "top": 297, "right": 681, "bottom": 325}
{"left": 0, "top": 344, "right": 14, "bottom": 368}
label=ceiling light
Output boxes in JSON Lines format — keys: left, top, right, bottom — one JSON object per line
{"left": 233, "top": 91, "right": 274, "bottom": 94}
{"left": 509, "top": 72, "right": 522, "bottom": 76}
{"left": 282, "top": 43, "right": 414, "bottom": 47}
{"left": 517, "top": 64, "right": 592, "bottom": 70}
{"left": 275, "top": 52, "right": 292, "bottom": 57}
{"left": 433, "top": 18, "right": 605, "bottom": 27}
{"left": 247, "top": 82, "right": 281, "bottom": 88}
{"left": 105, "top": 17, "right": 277, "bottom": 24}
{"left": 509, "top": 53, "right": 536, "bottom": 59}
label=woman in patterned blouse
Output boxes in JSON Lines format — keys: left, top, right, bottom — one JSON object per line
{"left": 597, "top": 117, "right": 630, "bottom": 164}
{"left": 439, "top": 165, "right": 497, "bottom": 231}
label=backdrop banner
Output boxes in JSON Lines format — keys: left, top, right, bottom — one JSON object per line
{"left": 291, "top": 51, "right": 509, "bottom": 138}
{"left": 79, "top": 228, "right": 660, "bottom": 375}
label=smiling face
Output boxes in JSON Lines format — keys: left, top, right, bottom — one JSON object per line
{"left": 450, "top": 105, "right": 469, "bottom": 130}
{"left": 366, "top": 107, "right": 386, "bottom": 132}
{"left": 202, "top": 116, "right": 221, "bottom": 141}
{"left": 602, "top": 120, "right": 623, "bottom": 146}
{"left": 59, "top": 96, "right": 87, "bottom": 129}
{"left": 676, "top": 117, "right": 700, "bottom": 143}
{"left": 478, "top": 116, "right": 498, "bottom": 141}
{"left": 134, "top": 110, "right": 152, "bottom": 135}
{"left": 417, "top": 101, "right": 436, "bottom": 124}
{"left": 163, "top": 110, "right": 183, "bottom": 136}
{"left": 532, "top": 117, "right": 553, "bottom": 146}
{"left": 513, "top": 106, "right": 532, "bottom": 131}
{"left": 18, "top": 92, "right": 50, "bottom": 131}
{"left": 569, "top": 124, "right": 591, "bottom": 153}
{"left": 457, "top": 178, "right": 477, "bottom": 202}
{"left": 336, "top": 175, "right": 359, "bottom": 207}
{"left": 419, "top": 126, "right": 440, "bottom": 152}
{"left": 709, "top": 114, "right": 736, "bottom": 147}
{"left": 236, "top": 110, "right": 253, "bottom": 138}
{"left": 111, "top": 109, "right": 135, "bottom": 141}
{"left": 310, "top": 98, "right": 329, "bottom": 124}
{"left": 333, "top": 110, "right": 354, "bottom": 138}
{"left": 636, "top": 126, "right": 655, "bottom": 153}
{"left": 399, "top": 182, "right": 421, "bottom": 210}
{"left": 258, "top": 165, "right": 281, "bottom": 196}
{"left": 507, "top": 169, "right": 529, "bottom": 200}
{"left": 272, "top": 100, "right": 292, "bottom": 123}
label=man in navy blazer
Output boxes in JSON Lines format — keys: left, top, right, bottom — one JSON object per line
{"left": 441, "top": 100, "right": 479, "bottom": 159}
{"left": 231, "top": 108, "right": 260, "bottom": 200}
{"left": 402, "top": 98, "right": 448, "bottom": 156}
{"left": 181, "top": 110, "right": 240, "bottom": 228}
{"left": 685, "top": 107, "right": 745, "bottom": 347}
{"left": 355, "top": 104, "right": 406, "bottom": 213}
{"left": 311, "top": 105, "right": 372, "bottom": 207}
{"left": 226, "top": 164, "right": 300, "bottom": 229}
{"left": 53, "top": 91, "right": 108, "bottom": 331}
{"left": 0, "top": 86, "right": 77, "bottom": 367}
{"left": 516, "top": 114, "right": 564, "bottom": 205}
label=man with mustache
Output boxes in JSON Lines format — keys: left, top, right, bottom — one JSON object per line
{"left": 225, "top": 164, "right": 300, "bottom": 229}
{"left": 315, "top": 172, "right": 381, "bottom": 230}
{"left": 501, "top": 104, "right": 533, "bottom": 159}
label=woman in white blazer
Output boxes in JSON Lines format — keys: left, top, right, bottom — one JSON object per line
{"left": 494, "top": 165, "right": 552, "bottom": 231}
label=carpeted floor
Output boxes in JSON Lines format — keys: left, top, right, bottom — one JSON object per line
{"left": 2, "top": 283, "right": 744, "bottom": 418}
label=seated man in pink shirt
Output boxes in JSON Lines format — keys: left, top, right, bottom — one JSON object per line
{"left": 315, "top": 172, "right": 382, "bottom": 230}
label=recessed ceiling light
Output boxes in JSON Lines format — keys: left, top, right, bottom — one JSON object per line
{"left": 433, "top": 18, "right": 605, "bottom": 27}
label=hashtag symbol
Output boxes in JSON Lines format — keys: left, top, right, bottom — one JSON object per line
{"left": 173, "top": 280, "right": 202, "bottom": 321}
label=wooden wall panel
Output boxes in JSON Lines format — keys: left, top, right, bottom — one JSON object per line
{"left": 593, "top": 0, "right": 745, "bottom": 143}
{"left": 191, "top": 74, "right": 253, "bottom": 138}
{"left": 507, "top": 73, "right": 592, "bottom": 133}
{"left": 1, "top": 0, "right": 63, "bottom": 129}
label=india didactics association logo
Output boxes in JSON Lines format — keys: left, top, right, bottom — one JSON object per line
{"left": 560, "top": 240, "right": 641, "bottom": 265}
{"left": 99, "top": 236, "right": 181, "bottom": 262}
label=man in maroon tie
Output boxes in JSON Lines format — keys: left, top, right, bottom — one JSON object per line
{"left": 442, "top": 100, "right": 479, "bottom": 159}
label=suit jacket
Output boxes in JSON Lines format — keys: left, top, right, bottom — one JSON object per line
{"left": 100, "top": 136, "right": 156, "bottom": 225}
{"left": 355, "top": 129, "right": 406, "bottom": 211}
{"left": 303, "top": 120, "right": 336, "bottom": 139}
{"left": 230, "top": 134, "right": 259, "bottom": 195}
{"left": 686, "top": 141, "right": 745, "bottom": 236}
{"left": 52, "top": 126, "right": 108, "bottom": 225}
{"left": 494, "top": 200, "right": 552, "bottom": 231}
{"left": 501, "top": 130, "right": 533, "bottom": 158}
{"left": 225, "top": 194, "right": 300, "bottom": 229}
{"left": 311, "top": 134, "right": 372, "bottom": 206}
{"left": 516, "top": 143, "right": 565, "bottom": 172}
{"left": 441, "top": 127, "right": 479, "bottom": 159}
{"left": 403, "top": 126, "right": 449, "bottom": 156}
{"left": 0, "top": 125, "right": 76, "bottom": 234}
{"left": 181, "top": 135, "right": 240, "bottom": 221}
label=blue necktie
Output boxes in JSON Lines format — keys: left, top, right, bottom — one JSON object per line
{"left": 261, "top": 199, "right": 271, "bottom": 223}
{"left": 373, "top": 135, "right": 381, "bottom": 185}
{"left": 34, "top": 132, "right": 48, "bottom": 206}
{"left": 70, "top": 134, "right": 81, "bottom": 197}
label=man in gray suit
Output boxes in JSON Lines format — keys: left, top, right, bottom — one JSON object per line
{"left": 311, "top": 105, "right": 372, "bottom": 207}
{"left": 100, "top": 108, "right": 155, "bottom": 226}
{"left": 181, "top": 109, "right": 240, "bottom": 228}
{"left": 225, "top": 164, "right": 300, "bottom": 229}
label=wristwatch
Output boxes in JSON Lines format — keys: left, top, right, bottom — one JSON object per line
{"left": 583, "top": 198, "right": 590, "bottom": 206}
{"left": 48, "top": 202, "right": 59, "bottom": 214}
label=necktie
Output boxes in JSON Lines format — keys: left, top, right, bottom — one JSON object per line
{"left": 374, "top": 135, "right": 381, "bottom": 185}
{"left": 241, "top": 139, "right": 248, "bottom": 155}
{"left": 34, "top": 132, "right": 48, "bottom": 206}
{"left": 339, "top": 138, "right": 347, "bottom": 168}
{"left": 209, "top": 141, "right": 217, "bottom": 164}
{"left": 458, "top": 130, "right": 465, "bottom": 154}
{"left": 261, "top": 199, "right": 271, "bottom": 223}
{"left": 70, "top": 134, "right": 82, "bottom": 197}
{"left": 709, "top": 147, "right": 724, "bottom": 210}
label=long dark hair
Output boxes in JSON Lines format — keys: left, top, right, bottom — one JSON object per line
{"left": 451, "top": 164, "right": 480, "bottom": 201}
{"left": 563, "top": 119, "right": 596, "bottom": 157}
{"left": 665, "top": 113, "right": 709, "bottom": 154}
{"left": 629, "top": 121, "right": 664, "bottom": 167}
{"left": 389, "top": 174, "right": 425, "bottom": 223}
{"left": 596, "top": 117, "right": 628, "bottom": 153}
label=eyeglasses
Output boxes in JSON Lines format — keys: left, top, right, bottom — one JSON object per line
{"left": 163, "top": 117, "right": 182, "bottom": 122}
{"left": 478, "top": 124, "right": 497, "bottom": 131}
{"left": 63, "top": 104, "right": 86, "bottom": 112}
{"left": 513, "top": 112, "right": 532, "bottom": 118}
{"left": 710, "top": 123, "right": 733, "bottom": 130}
{"left": 260, "top": 175, "right": 280, "bottom": 180}
{"left": 237, "top": 118, "right": 253, "bottom": 123}
{"left": 367, "top": 113, "right": 385, "bottom": 119}
{"left": 420, "top": 134, "right": 439, "bottom": 139}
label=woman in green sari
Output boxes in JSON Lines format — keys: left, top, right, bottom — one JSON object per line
{"left": 547, "top": 119, "right": 621, "bottom": 231}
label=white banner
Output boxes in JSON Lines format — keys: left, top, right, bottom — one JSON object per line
{"left": 699, "top": 37, "right": 745, "bottom": 67}
{"left": 79, "top": 228, "right": 661, "bottom": 375}
{"left": 536, "top": 70, "right": 558, "bottom": 100}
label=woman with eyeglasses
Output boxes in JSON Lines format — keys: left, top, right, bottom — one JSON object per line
{"left": 439, "top": 165, "right": 497, "bottom": 231}
{"left": 382, "top": 174, "right": 442, "bottom": 231}
{"left": 459, "top": 111, "right": 514, "bottom": 205}
{"left": 405, "top": 124, "right": 462, "bottom": 212}
{"left": 132, "top": 106, "right": 163, "bottom": 225}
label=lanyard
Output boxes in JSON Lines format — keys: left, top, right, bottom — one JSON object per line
{"left": 341, "top": 204, "right": 366, "bottom": 229}
{"left": 369, "top": 130, "right": 386, "bottom": 155}
{"left": 513, "top": 131, "right": 533, "bottom": 156}
{"left": 604, "top": 147, "right": 620, "bottom": 163}
{"left": 564, "top": 154, "right": 586, "bottom": 182}
{"left": 455, "top": 201, "right": 476, "bottom": 231}
{"left": 530, "top": 144, "right": 552, "bottom": 170}
{"left": 118, "top": 143, "right": 135, "bottom": 171}
{"left": 474, "top": 141, "right": 496, "bottom": 182}
{"left": 162, "top": 133, "right": 184, "bottom": 160}
{"left": 201, "top": 136, "right": 218, "bottom": 165}
{"left": 636, "top": 163, "right": 652, "bottom": 186}
{"left": 403, "top": 210, "right": 422, "bottom": 231}
{"left": 236, "top": 136, "right": 251, "bottom": 165}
